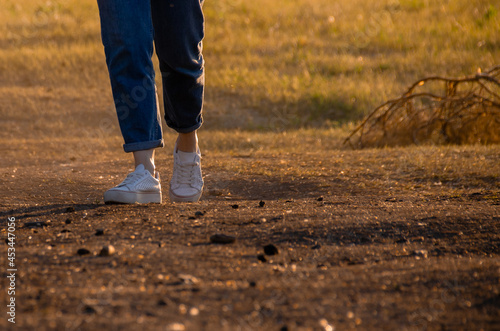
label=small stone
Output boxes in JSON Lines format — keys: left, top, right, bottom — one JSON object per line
{"left": 187, "top": 216, "right": 196, "bottom": 220}
{"left": 263, "top": 244, "right": 279, "bottom": 256}
{"left": 65, "top": 206, "right": 75, "bottom": 213}
{"left": 280, "top": 326, "right": 289, "bottom": 331}
{"left": 195, "top": 211, "right": 204, "bottom": 218}
{"left": 82, "top": 305, "right": 96, "bottom": 314}
{"left": 259, "top": 200, "right": 265, "bottom": 207}
{"left": 166, "top": 323, "right": 185, "bottom": 331}
{"left": 65, "top": 218, "right": 72, "bottom": 224}
{"left": 179, "top": 304, "right": 187, "bottom": 315}
{"left": 24, "top": 221, "right": 48, "bottom": 228}
{"left": 77, "top": 248, "right": 91, "bottom": 256}
{"left": 178, "top": 274, "right": 199, "bottom": 285}
{"left": 413, "top": 249, "right": 428, "bottom": 259}
{"left": 231, "top": 204, "right": 239, "bottom": 209}
{"left": 189, "top": 307, "right": 199, "bottom": 316}
{"left": 60, "top": 229, "right": 71, "bottom": 233}
{"left": 317, "top": 197, "right": 324, "bottom": 201}
{"left": 210, "top": 234, "right": 236, "bottom": 244}
{"left": 257, "top": 254, "right": 267, "bottom": 263}
{"left": 99, "top": 245, "right": 116, "bottom": 256}
{"left": 249, "top": 281, "right": 257, "bottom": 287}
{"left": 319, "top": 318, "right": 334, "bottom": 331}
{"left": 157, "top": 299, "right": 167, "bottom": 306}
{"left": 95, "top": 229, "right": 104, "bottom": 236}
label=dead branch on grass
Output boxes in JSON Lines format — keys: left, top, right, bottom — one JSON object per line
{"left": 344, "top": 66, "right": 500, "bottom": 148}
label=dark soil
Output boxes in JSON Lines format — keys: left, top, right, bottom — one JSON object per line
{"left": 1, "top": 147, "right": 499, "bottom": 331}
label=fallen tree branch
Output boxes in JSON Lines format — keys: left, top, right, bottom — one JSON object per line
{"left": 344, "top": 66, "right": 500, "bottom": 148}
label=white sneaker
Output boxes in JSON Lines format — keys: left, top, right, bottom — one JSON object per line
{"left": 169, "top": 147, "right": 204, "bottom": 202}
{"left": 104, "top": 164, "right": 162, "bottom": 204}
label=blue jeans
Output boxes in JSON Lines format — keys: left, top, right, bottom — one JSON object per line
{"left": 97, "top": 0, "right": 204, "bottom": 152}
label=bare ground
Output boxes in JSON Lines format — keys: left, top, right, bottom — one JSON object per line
{"left": 1, "top": 141, "right": 499, "bottom": 331}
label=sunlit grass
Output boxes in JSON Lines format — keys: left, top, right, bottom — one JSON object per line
{"left": 1, "top": 0, "right": 499, "bottom": 129}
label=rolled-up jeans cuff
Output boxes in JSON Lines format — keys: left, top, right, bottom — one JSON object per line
{"left": 169, "top": 121, "right": 203, "bottom": 134}
{"left": 123, "top": 139, "right": 164, "bottom": 153}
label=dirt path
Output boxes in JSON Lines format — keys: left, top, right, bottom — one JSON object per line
{"left": 1, "top": 145, "right": 499, "bottom": 330}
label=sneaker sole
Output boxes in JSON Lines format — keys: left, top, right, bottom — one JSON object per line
{"left": 104, "top": 190, "right": 162, "bottom": 204}
{"left": 169, "top": 188, "right": 203, "bottom": 203}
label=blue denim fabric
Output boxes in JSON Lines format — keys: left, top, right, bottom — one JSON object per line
{"left": 97, "top": 0, "right": 205, "bottom": 153}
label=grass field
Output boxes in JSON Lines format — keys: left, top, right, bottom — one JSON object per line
{"left": 1, "top": 1, "right": 500, "bottom": 330}
{"left": 1, "top": 0, "right": 499, "bottom": 130}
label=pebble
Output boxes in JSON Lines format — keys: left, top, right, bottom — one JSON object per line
{"left": 24, "top": 221, "right": 48, "bottom": 228}
{"left": 95, "top": 229, "right": 104, "bottom": 236}
{"left": 166, "top": 323, "right": 185, "bottom": 331}
{"left": 413, "top": 249, "right": 428, "bottom": 259}
{"left": 259, "top": 200, "right": 265, "bottom": 207}
{"left": 231, "top": 204, "right": 239, "bottom": 209}
{"left": 319, "top": 318, "right": 334, "bottom": 331}
{"left": 99, "top": 245, "right": 116, "bottom": 256}
{"left": 65, "top": 206, "right": 75, "bottom": 213}
{"left": 82, "top": 305, "right": 96, "bottom": 314}
{"left": 210, "top": 234, "right": 236, "bottom": 244}
{"left": 257, "top": 254, "right": 267, "bottom": 263}
{"left": 189, "top": 307, "right": 199, "bottom": 316}
{"left": 179, "top": 304, "right": 187, "bottom": 315}
{"left": 77, "top": 248, "right": 91, "bottom": 256}
{"left": 65, "top": 219, "right": 72, "bottom": 224}
{"left": 264, "top": 244, "right": 279, "bottom": 256}
{"left": 178, "top": 274, "right": 199, "bottom": 285}
{"left": 195, "top": 211, "right": 204, "bottom": 217}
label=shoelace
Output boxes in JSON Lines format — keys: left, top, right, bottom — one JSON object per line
{"left": 116, "top": 171, "right": 143, "bottom": 188}
{"left": 175, "top": 161, "right": 199, "bottom": 186}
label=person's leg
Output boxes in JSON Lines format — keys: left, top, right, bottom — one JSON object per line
{"left": 151, "top": 0, "right": 205, "bottom": 150}
{"left": 151, "top": 0, "right": 205, "bottom": 202}
{"left": 97, "top": 0, "right": 162, "bottom": 203}
{"left": 97, "top": 0, "right": 163, "bottom": 159}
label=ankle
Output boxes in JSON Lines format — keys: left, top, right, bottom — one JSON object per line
{"left": 177, "top": 132, "right": 198, "bottom": 153}
{"left": 133, "top": 149, "right": 156, "bottom": 175}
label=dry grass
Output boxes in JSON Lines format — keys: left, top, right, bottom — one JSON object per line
{"left": 345, "top": 66, "right": 500, "bottom": 147}
{"left": 1, "top": 0, "right": 499, "bottom": 130}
